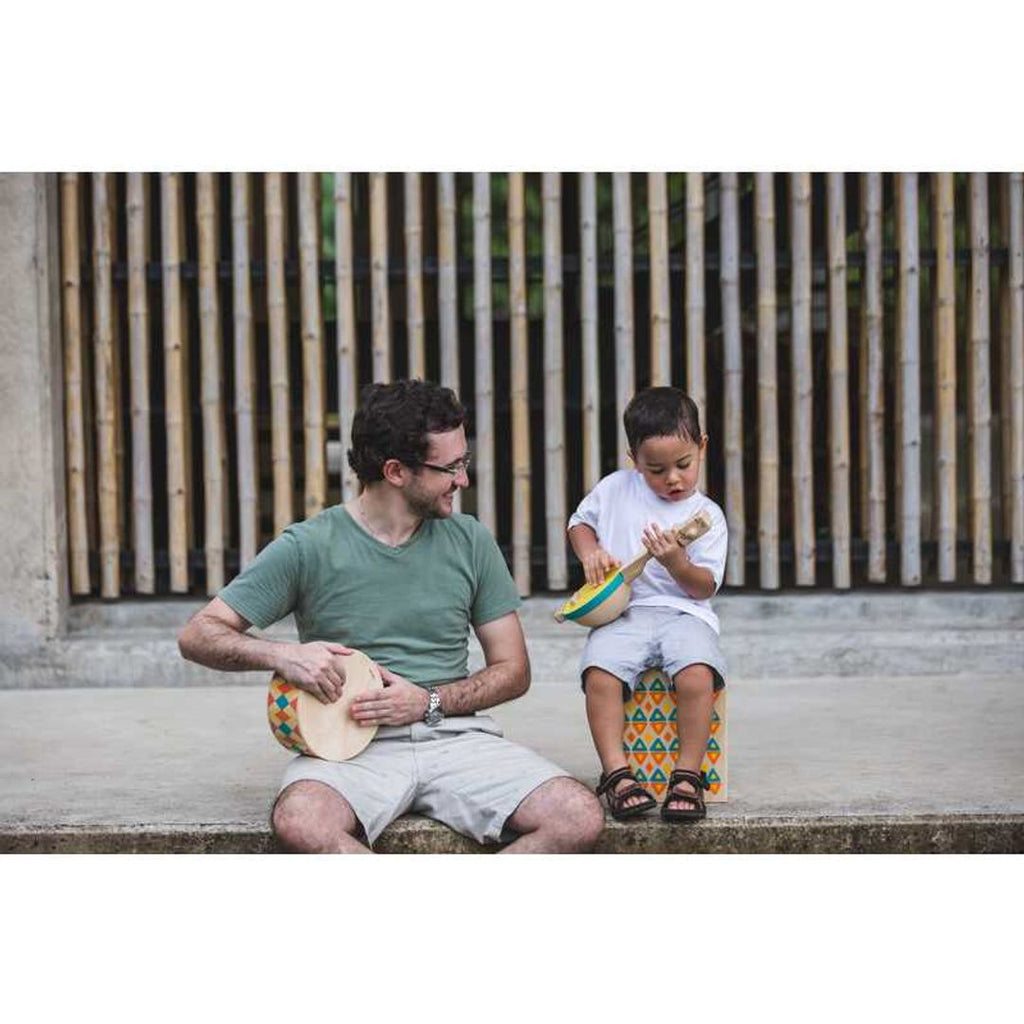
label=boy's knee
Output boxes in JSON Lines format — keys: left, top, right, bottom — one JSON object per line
{"left": 582, "top": 667, "right": 629, "bottom": 699}
{"left": 672, "top": 663, "right": 714, "bottom": 695}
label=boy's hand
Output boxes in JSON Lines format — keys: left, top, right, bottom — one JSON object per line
{"left": 642, "top": 523, "right": 689, "bottom": 571}
{"left": 581, "top": 547, "right": 620, "bottom": 587}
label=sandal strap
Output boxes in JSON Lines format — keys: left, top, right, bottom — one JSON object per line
{"left": 667, "top": 769, "right": 709, "bottom": 792}
{"left": 596, "top": 767, "right": 635, "bottom": 796}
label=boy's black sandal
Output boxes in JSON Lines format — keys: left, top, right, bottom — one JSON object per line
{"left": 596, "top": 767, "right": 658, "bottom": 820}
{"left": 661, "top": 769, "right": 710, "bottom": 823}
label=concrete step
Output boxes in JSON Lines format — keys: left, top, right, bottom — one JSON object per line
{"left": 3, "top": 591, "right": 1020, "bottom": 688}
{"left": 3, "top": 813, "right": 1021, "bottom": 854}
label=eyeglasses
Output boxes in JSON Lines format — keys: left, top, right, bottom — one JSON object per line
{"left": 417, "top": 454, "right": 472, "bottom": 477}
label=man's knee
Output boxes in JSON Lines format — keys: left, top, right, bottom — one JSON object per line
{"left": 272, "top": 780, "right": 359, "bottom": 851}
{"left": 526, "top": 777, "right": 605, "bottom": 850}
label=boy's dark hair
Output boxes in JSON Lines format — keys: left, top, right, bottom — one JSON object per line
{"left": 347, "top": 379, "right": 466, "bottom": 483}
{"left": 623, "top": 386, "right": 702, "bottom": 453}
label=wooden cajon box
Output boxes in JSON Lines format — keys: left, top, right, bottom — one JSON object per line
{"left": 623, "top": 668, "right": 728, "bottom": 802}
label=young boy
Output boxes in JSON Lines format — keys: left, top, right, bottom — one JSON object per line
{"left": 567, "top": 387, "right": 728, "bottom": 822}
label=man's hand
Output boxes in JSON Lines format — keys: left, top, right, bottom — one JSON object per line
{"left": 581, "top": 546, "right": 620, "bottom": 587}
{"left": 641, "top": 523, "right": 688, "bottom": 571}
{"left": 274, "top": 641, "right": 354, "bottom": 704}
{"left": 350, "top": 665, "right": 430, "bottom": 727}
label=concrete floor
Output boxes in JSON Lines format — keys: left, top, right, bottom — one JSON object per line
{"left": 2, "top": 671, "right": 1021, "bottom": 831}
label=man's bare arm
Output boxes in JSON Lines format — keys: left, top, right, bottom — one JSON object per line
{"left": 348, "top": 610, "right": 530, "bottom": 726}
{"left": 177, "top": 597, "right": 352, "bottom": 703}
{"left": 440, "top": 610, "right": 531, "bottom": 715}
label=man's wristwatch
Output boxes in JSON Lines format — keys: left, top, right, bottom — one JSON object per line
{"left": 423, "top": 687, "right": 443, "bottom": 726}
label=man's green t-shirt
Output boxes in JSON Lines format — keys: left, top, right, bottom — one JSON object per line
{"left": 218, "top": 506, "right": 521, "bottom": 688}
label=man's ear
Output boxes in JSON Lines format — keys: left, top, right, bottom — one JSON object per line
{"left": 381, "top": 458, "right": 407, "bottom": 486}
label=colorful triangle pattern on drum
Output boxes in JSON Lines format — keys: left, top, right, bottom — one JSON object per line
{"left": 266, "top": 678, "right": 310, "bottom": 755}
{"left": 621, "top": 669, "right": 728, "bottom": 802}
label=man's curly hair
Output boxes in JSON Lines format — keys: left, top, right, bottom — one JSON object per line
{"left": 347, "top": 379, "right": 467, "bottom": 483}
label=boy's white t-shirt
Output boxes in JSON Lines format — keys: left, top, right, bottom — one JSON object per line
{"left": 567, "top": 468, "right": 729, "bottom": 634}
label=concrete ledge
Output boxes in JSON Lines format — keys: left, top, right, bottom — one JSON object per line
{"left": 3, "top": 814, "right": 1021, "bottom": 855}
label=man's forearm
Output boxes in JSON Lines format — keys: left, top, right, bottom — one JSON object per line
{"left": 179, "top": 615, "right": 286, "bottom": 674}
{"left": 437, "top": 658, "right": 530, "bottom": 716}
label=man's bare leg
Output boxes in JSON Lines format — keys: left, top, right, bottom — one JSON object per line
{"left": 501, "top": 776, "right": 605, "bottom": 853}
{"left": 272, "top": 780, "right": 371, "bottom": 854}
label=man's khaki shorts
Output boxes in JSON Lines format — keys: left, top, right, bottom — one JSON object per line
{"left": 275, "top": 715, "right": 571, "bottom": 848}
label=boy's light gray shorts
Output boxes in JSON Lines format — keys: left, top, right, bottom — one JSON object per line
{"left": 580, "top": 606, "right": 727, "bottom": 695}
{"left": 275, "top": 715, "right": 571, "bottom": 848}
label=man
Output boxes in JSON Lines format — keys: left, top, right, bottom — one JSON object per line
{"left": 179, "top": 379, "right": 604, "bottom": 853}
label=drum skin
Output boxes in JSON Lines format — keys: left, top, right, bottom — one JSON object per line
{"left": 266, "top": 649, "right": 383, "bottom": 761}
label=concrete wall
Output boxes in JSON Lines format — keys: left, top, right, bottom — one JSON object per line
{"left": 0, "top": 173, "right": 67, "bottom": 643}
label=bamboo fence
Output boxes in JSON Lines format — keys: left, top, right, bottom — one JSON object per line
{"left": 299, "top": 173, "right": 327, "bottom": 519}
{"left": 968, "top": 173, "right": 993, "bottom": 584}
{"left": 265, "top": 172, "right": 293, "bottom": 537}
{"left": 755, "top": 173, "right": 780, "bottom": 590}
{"left": 686, "top": 173, "right": 707, "bottom": 494}
{"left": 161, "top": 172, "right": 191, "bottom": 595}
{"left": 334, "top": 172, "right": 358, "bottom": 504}
{"left": 508, "top": 173, "right": 531, "bottom": 595}
{"left": 861, "top": 172, "right": 886, "bottom": 583}
{"left": 543, "top": 172, "right": 567, "bottom": 589}
{"left": 789, "top": 172, "right": 816, "bottom": 585}
{"left": 197, "top": 173, "right": 227, "bottom": 593}
{"left": 473, "top": 172, "right": 495, "bottom": 534}
{"left": 827, "top": 173, "right": 851, "bottom": 588}
{"left": 580, "top": 172, "right": 600, "bottom": 493}
{"left": 53, "top": 172, "right": 1024, "bottom": 600}
{"left": 613, "top": 172, "right": 635, "bottom": 464}
{"left": 720, "top": 173, "right": 744, "bottom": 586}
{"left": 405, "top": 173, "right": 426, "bottom": 381}
{"left": 60, "top": 173, "right": 90, "bottom": 595}
{"left": 648, "top": 172, "right": 671, "bottom": 386}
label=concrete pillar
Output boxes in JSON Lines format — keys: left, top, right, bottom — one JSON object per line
{"left": 0, "top": 173, "right": 68, "bottom": 643}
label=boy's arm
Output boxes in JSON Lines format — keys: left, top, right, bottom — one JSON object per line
{"left": 640, "top": 525, "right": 716, "bottom": 600}
{"left": 569, "top": 523, "right": 620, "bottom": 586}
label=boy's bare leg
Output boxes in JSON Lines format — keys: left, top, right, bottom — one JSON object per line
{"left": 669, "top": 664, "right": 716, "bottom": 809}
{"left": 583, "top": 667, "right": 650, "bottom": 811}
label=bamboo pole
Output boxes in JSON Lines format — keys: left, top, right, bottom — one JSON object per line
{"left": 999, "top": 177, "right": 1012, "bottom": 543}
{"left": 1008, "top": 172, "right": 1024, "bottom": 582}
{"left": 404, "top": 173, "right": 426, "bottom": 380}
{"left": 580, "top": 171, "right": 600, "bottom": 492}
{"left": 232, "top": 172, "right": 259, "bottom": 568}
{"left": 933, "top": 172, "right": 957, "bottom": 582}
{"left": 968, "top": 173, "right": 993, "bottom": 584}
{"left": 827, "top": 173, "right": 851, "bottom": 588}
{"left": 126, "top": 173, "right": 154, "bottom": 593}
{"left": 438, "top": 173, "right": 461, "bottom": 513}
{"left": 755, "top": 172, "right": 780, "bottom": 589}
{"left": 648, "top": 171, "right": 670, "bottom": 386}
{"left": 543, "top": 172, "right": 567, "bottom": 589}
{"left": 509, "top": 172, "right": 532, "bottom": 595}
{"left": 686, "top": 173, "right": 706, "bottom": 493}
{"left": 265, "top": 172, "right": 293, "bottom": 535}
{"left": 612, "top": 173, "right": 634, "bottom": 463}
{"left": 897, "top": 173, "right": 922, "bottom": 585}
{"left": 369, "top": 172, "right": 391, "bottom": 383}
{"left": 438, "top": 172, "right": 459, "bottom": 390}
{"left": 473, "top": 172, "right": 495, "bottom": 534}
{"left": 197, "top": 173, "right": 228, "bottom": 593}
{"left": 334, "top": 172, "right": 358, "bottom": 503}
{"left": 298, "top": 173, "right": 327, "bottom": 518}
{"left": 92, "top": 174, "right": 120, "bottom": 597}
{"left": 60, "top": 173, "right": 90, "bottom": 594}
{"left": 789, "top": 173, "right": 815, "bottom": 585}
{"left": 161, "top": 172, "right": 189, "bottom": 592}
{"left": 861, "top": 173, "right": 886, "bottom": 583}
{"left": 720, "top": 172, "right": 744, "bottom": 586}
